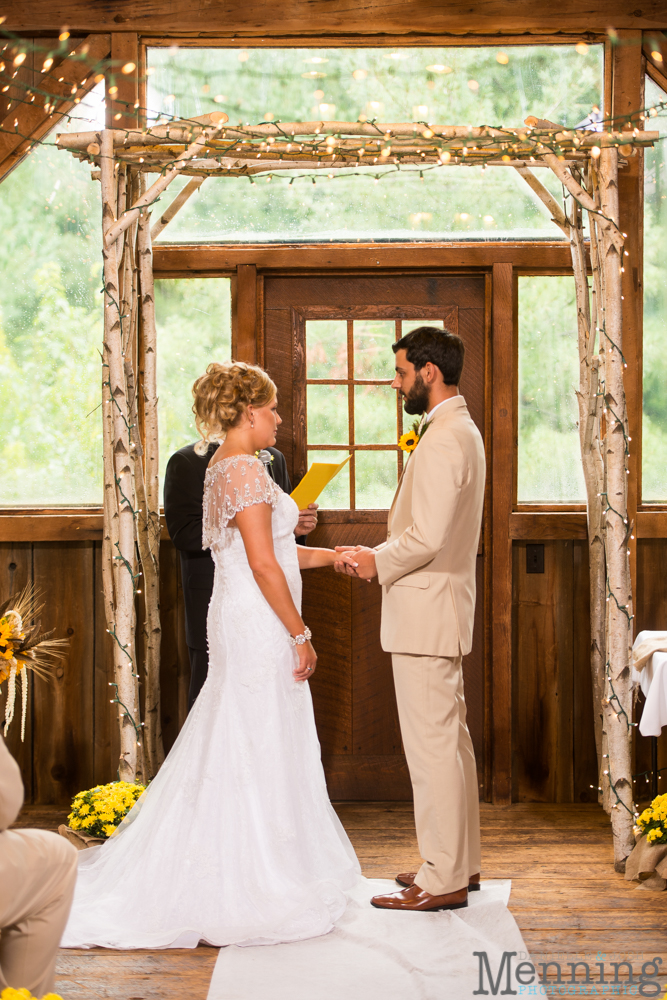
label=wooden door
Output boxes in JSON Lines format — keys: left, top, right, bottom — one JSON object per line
{"left": 264, "top": 273, "right": 488, "bottom": 799}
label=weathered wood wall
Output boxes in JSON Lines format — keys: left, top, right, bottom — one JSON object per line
{"left": 4, "top": 536, "right": 665, "bottom": 806}
{"left": 0, "top": 540, "right": 189, "bottom": 805}
{"left": 512, "top": 539, "right": 667, "bottom": 805}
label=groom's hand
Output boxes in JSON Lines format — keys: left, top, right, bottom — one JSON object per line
{"left": 334, "top": 545, "right": 378, "bottom": 581}
{"left": 295, "top": 503, "right": 318, "bottom": 537}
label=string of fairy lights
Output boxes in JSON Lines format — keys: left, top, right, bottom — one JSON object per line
{"left": 2, "top": 26, "right": 666, "bottom": 796}
{"left": 1, "top": 25, "right": 665, "bottom": 192}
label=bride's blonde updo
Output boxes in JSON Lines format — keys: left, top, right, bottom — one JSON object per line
{"left": 192, "top": 361, "right": 277, "bottom": 454}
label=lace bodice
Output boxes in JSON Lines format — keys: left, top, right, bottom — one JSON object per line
{"left": 202, "top": 454, "right": 282, "bottom": 549}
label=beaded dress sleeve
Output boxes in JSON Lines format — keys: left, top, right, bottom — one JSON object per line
{"left": 202, "top": 454, "right": 281, "bottom": 550}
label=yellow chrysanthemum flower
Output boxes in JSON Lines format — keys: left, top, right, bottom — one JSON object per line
{"left": 0, "top": 990, "right": 63, "bottom": 1000}
{"left": 104, "top": 823, "right": 117, "bottom": 837}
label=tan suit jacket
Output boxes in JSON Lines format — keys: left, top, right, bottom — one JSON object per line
{"left": 0, "top": 735, "right": 24, "bottom": 832}
{"left": 375, "top": 395, "right": 485, "bottom": 657}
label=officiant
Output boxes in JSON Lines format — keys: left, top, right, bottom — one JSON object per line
{"left": 164, "top": 440, "right": 318, "bottom": 709}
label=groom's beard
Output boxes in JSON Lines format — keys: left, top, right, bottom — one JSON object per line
{"left": 402, "top": 374, "right": 430, "bottom": 415}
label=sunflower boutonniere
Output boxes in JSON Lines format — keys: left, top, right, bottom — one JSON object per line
{"left": 398, "top": 417, "right": 431, "bottom": 455}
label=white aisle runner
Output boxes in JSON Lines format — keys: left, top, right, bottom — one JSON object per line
{"left": 207, "top": 878, "right": 529, "bottom": 1000}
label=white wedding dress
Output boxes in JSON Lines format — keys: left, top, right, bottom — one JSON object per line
{"left": 62, "top": 454, "right": 360, "bottom": 949}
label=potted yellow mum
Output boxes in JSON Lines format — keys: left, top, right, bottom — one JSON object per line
{"left": 59, "top": 781, "right": 145, "bottom": 849}
{"left": 625, "top": 793, "right": 667, "bottom": 890}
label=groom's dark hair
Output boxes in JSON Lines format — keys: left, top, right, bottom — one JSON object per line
{"left": 393, "top": 326, "right": 464, "bottom": 386}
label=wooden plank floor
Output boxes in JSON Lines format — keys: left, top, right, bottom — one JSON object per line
{"left": 12, "top": 802, "right": 667, "bottom": 997}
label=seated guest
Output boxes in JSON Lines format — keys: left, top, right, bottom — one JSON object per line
{"left": 164, "top": 440, "right": 318, "bottom": 710}
{"left": 0, "top": 734, "right": 78, "bottom": 997}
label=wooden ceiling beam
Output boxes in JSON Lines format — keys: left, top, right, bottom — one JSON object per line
{"left": 107, "top": 32, "right": 138, "bottom": 130}
{"left": 2, "top": 1, "right": 667, "bottom": 36}
{"left": 0, "top": 33, "right": 110, "bottom": 182}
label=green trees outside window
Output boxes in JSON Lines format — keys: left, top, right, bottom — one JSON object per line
{"left": 147, "top": 44, "right": 603, "bottom": 244}
{"left": 643, "top": 77, "right": 667, "bottom": 502}
{"left": 517, "top": 276, "right": 586, "bottom": 503}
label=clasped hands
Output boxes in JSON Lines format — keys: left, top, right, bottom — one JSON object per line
{"left": 333, "top": 545, "right": 378, "bottom": 581}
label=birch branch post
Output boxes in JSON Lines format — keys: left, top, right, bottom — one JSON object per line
{"left": 538, "top": 149, "right": 635, "bottom": 865}
{"left": 134, "top": 185, "right": 164, "bottom": 776}
{"left": 100, "top": 130, "right": 143, "bottom": 785}
{"left": 598, "top": 146, "right": 635, "bottom": 864}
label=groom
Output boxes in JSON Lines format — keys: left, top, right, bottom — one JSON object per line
{"left": 335, "top": 326, "right": 485, "bottom": 912}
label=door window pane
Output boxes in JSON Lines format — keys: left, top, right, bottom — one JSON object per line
{"left": 148, "top": 45, "right": 603, "bottom": 244}
{"left": 155, "top": 278, "right": 231, "bottom": 496}
{"left": 0, "top": 86, "right": 104, "bottom": 506}
{"left": 356, "top": 451, "right": 399, "bottom": 509}
{"left": 305, "top": 317, "right": 400, "bottom": 508}
{"left": 306, "top": 384, "right": 349, "bottom": 445}
{"left": 354, "top": 385, "right": 397, "bottom": 444}
{"left": 643, "top": 78, "right": 667, "bottom": 501}
{"left": 306, "top": 320, "right": 347, "bottom": 379}
{"left": 353, "top": 320, "right": 395, "bottom": 379}
{"left": 517, "top": 276, "right": 585, "bottom": 503}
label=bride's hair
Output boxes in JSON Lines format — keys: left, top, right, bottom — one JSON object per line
{"left": 192, "top": 361, "right": 277, "bottom": 454}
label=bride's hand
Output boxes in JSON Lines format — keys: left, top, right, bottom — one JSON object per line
{"left": 293, "top": 640, "right": 317, "bottom": 682}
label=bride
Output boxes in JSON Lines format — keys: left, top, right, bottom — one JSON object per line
{"left": 62, "top": 361, "right": 361, "bottom": 950}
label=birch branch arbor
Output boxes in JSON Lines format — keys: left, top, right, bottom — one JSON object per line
{"left": 59, "top": 115, "right": 655, "bottom": 865}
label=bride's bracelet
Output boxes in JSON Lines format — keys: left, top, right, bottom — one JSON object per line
{"left": 288, "top": 626, "right": 312, "bottom": 647}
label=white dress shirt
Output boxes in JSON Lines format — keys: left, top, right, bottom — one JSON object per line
{"left": 426, "top": 393, "right": 461, "bottom": 422}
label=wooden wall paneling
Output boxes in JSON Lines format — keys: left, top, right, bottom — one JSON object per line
{"left": 572, "top": 539, "right": 599, "bottom": 802}
{"left": 0, "top": 542, "right": 33, "bottom": 799}
{"left": 512, "top": 540, "right": 574, "bottom": 803}
{"left": 263, "top": 303, "right": 296, "bottom": 475}
{"left": 232, "top": 263, "right": 258, "bottom": 364}
{"left": 635, "top": 539, "right": 667, "bottom": 800}
{"left": 158, "top": 540, "right": 188, "bottom": 754}
{"left": 491, "top": 262, "right": 514, "bottom": 803}
{"left": 153, "top": 243, "right": 574, "bottom": 276}
{"left": 291, "top": 307, "right": 307, "bottom": 484}
{"left": 107, "top": 33, "right": 139, "bottom": 130}
{"left": 5, "top": 2, "right": 667, "bottom": 35}
{"left": 351, "top": 577, "right": 402, "bottom": 758}
{"left": 483, "top": 272, "right": 493, "bottom": 800}
{"left": 612, "top": 31, "right": 644, "bottom": 593}
{"left": 32, "top": 542, "right": 95, "bottom": 806}
{"left": 92, "top": 540, "right": 119, "bottom": 784}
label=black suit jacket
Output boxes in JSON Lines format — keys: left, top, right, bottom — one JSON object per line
{"left": 163, "top": 443, "right": 293, "bottom": 650}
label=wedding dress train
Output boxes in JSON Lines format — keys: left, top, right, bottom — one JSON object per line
{"left": 61, "top": 454, "right": 360, "bottom": 949}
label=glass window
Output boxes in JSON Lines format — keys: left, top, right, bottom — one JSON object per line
{"left": 306, "top": 318, "right": 402, "bottom": 508}
{"left": 155, "top": 278, "right": 232, "bottom": 496}
{"left": 517, "top": 276, "right": 585, "bottom": 503}
{"left": 147, "top": 45, "right": 603, "bottom": 244}
{"left": 643, "top": 78, "right": 667, "bottom": 502}
{"left": 0, "top": 87, "right": 104, "bottom": 506}
{"left": 305, "top": 316, "right": 452, "bottom": 508}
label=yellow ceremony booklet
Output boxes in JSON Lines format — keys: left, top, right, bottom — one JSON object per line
{"left": 290, "top": 455, "right": 352, "bottom": 510}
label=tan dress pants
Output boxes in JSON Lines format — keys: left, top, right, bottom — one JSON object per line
{"left": 0, "top": 828, "right": 78, "bottom": 997}
{"left": 392, "top": 652, "right": 481, "bottom": 896}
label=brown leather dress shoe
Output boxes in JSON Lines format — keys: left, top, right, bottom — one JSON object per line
{"left": 396, "top": 871, "right": 481, "bottom": 891}
{"left": 371, "top": 883, "right": 468, "bottom": 911}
